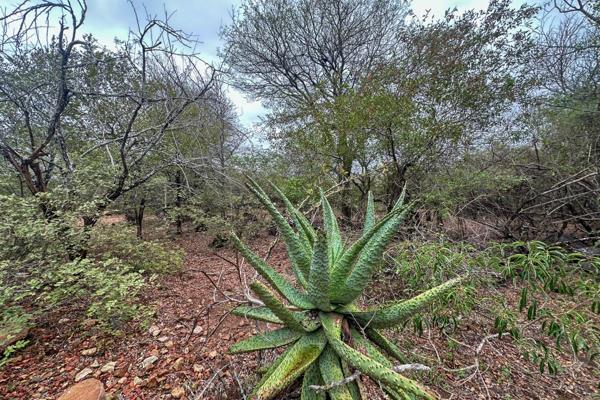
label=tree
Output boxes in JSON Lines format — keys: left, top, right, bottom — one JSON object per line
{"left": 0, "top": 0, "right": 216, "bottom": 225}
{"left": 221, "top": 0, "right": 409, "bottom": 220}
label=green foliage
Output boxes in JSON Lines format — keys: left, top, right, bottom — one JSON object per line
{"left": 0, "top": 192, "right": 181, "bottom": 335}
{"left": 89, "top": 224, "right": 183, "bottom": 275}
{"left": 229, "top": 180, "right": 461, "bottom": 399}
{"left": 494, "top": 241, "right": 600, "bottom": 372}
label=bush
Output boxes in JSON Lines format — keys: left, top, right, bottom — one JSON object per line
{"left": 0, "top": 193, "right": 182, "bottom": 338}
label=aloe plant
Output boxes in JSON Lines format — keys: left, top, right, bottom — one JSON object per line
{"left": 229, "top": 179, "right": 461, "bottom": 400}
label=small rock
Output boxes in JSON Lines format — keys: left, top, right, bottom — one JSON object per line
{"left": 148, "top": 325, "right": 161, "bottom": 337}
{"left": 171, "top": 386, "right": 185, "bottom": 398}
{"left": 58, "top": 318, "right": 70, "bottom": 324}
{"left": 157, "top": 336, "right": 169, "bottom": 342}
{"left": 58, "top": 378, "right": 105, "bottom": 400}
{"left": 165, "top": 340, "right": 174, "bottom": 348}
{"left": 75, "top": 368, "right": 93, "bottom": 382}
{"left": 81, "top": 347, "right": 97, "bottom": 356}
{"left": 133, "top": 376, "right": 144, "bottom": 386}
{"left": 172, "top": 357, "right": 184, "bottom": 371}
{"left": 193, "top": 364, "right": 203, "bottom": 373}
{"left": 90, "top": 360, "right": 100, "bottom": 368}
{"left": 146, "top": 375, "right": 158, "bottom": 388}
{"left": 192, "top": 326, "right": 203, "bottom": 334}
{"left": 208, "top": 351, "right": 217, "bottom": 359}
{"left": 117, "top": 377, "right": 127, "bottom": 385}
{"left": 141, "top": 355, "right": 158, "bottom": 370}
{"left": 113, "top": 364, "right": 129, "bottom": 378}
{"left": 100, "top": 361, "right": 116, "bottom": 374}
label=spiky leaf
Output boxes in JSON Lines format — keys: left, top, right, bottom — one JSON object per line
{"left": 308, "top": 234, "right": 333, "bottom": 311}
{"left": 333, "top": 207, "right": 410, "bottom": 303}
{"left": 319, "top": 346, "right": 354, "bottom": 400}
{"left": 329, "top": 209, "right": 404, "bottom": 299}
{"left": 270, "top": 182, "right": 316, "bottom": 248}
{"left": 320, "top": 313, "right": 435, "bottom": 400}
{"left": 252, "top": 330, "right": 327, "bottom": 400}
{"left": 250, "top": 281, "right": 306, "bottom": 332}
{"left": 365, "top": 329, "right": 408, "bottom": 364}
{"left": 228, "top": 328, "right": 301, "bottom": 354}
{"left": 302, "top": 363, "right": 326, "bottom": 400}
{"left": 232, "top": 233, "right": 314, "bottom": 309}
{"left": 343, "top": 278, "right": 462, "bottom": 328}
{"left": 232, "top": 305, "right": 282, "bottom": 324}
{"left": 246, "top": 178, "right": 310, "bottom": 286}
{"left": 320, "top": 189, "right": 343, "bottom": 264}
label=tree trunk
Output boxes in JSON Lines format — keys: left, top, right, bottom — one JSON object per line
{"left": 174, "top": 171, "right": 183, "bottom": 235}
{"left": 136, "top": 197, "right": 146, "bottom": 239}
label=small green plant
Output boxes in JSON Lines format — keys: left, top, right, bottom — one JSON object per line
{"left": 228, "top": 179, "right": 461, "bottom": 400}
{"left": 0, "top": 339, "right": 29, "bottom": 368}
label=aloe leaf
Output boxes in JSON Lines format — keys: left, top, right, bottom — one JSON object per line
{"left": 232, "top": 305, "right": 283, "bottom": 324}
{"left": 333, "top": 207, "right": 410, "bottom": 303}
{"left": 232, "top": 233, "right": 314, "bottom": 309}
{"left": 250, "top": 281, "right": 306, "bottom": 332}
{"left": 363, "top": 191, "right": 375, "bottom": 234}
{"left": 343, "top": 278, "right": 462, "bottom": 329}
{"left": 228, "top": 328, "right": 301, "bottom": 354}
{"left": 320, "top": 313, "right": 436, "bottom": 400}
{"left": 270, "top": 182, "right": 316, "bottom": 248}
{"left": 320, "top": 189, "right": 343, "bottom": 265}
{"left": 302, "top": 363, "right": 326, "bottom": 400}
{"left": 246, "top": 177, "right": 310, "bottom": 287}
{"left": 350, "top": 328, "right": 410, "bottom": 400}
{"left": 253, "top": 330, "right": 327, "bottom": 400}
{"left": 308, "top": 233, "right": 333, "bottom": 311}
{"left": 329, "top": 207, "right": 406, "bottom": 300}
{"left": 319, "top": 346, "right": 354, "bottom": 400}
{"left": 365, "top": 329, "right": 408, "bottom": 364}
{"left": 341, "top": 359, "right": 363, "bottom": 400}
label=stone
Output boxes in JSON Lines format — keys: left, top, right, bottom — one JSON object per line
{"left": 148, "top": 325, "right": 161, "bottom": 337}
{"left": 171, "top": 386, "right": 185, "bottom": 398}
{"left": 90, "top": 360, "right": 100, "bottom": 368}
{"left": 100, "top": 361, "right": 116, "bottom": 374}
{"left": 75, "top": 368, "right": 93, "bottom": 382}
{"left": 164, "top": 340, "right": 174, "bottom": 348}
{"left": 192, "top": 326, "right": 203, "bottom": 334}
{"left": 117, "top": 377, "right": 127, "bottom": 385}
{"left": 58, "top": 378, "right": 105, "bottom": 400}
{"left": 58, "top": 318, "right": 70, "bottom": 324}
{"left": 133, "top": 376, "right": 144, "bottom": 386}
{"left": 157, "top": 336, "right": 169, "bottom": 342}
{"left": 81, "top": 347, "right": 97, "bottom": 356}
{"left": 192, "top": 364, "right": 203, "bottom": 373}
{"left": 141, "top": 355, "right": 158, "bottom": 369}
{"left": 172, "top": 357, "right": 184, "bottom": 371}
{"left": 113, "top": 364, "right": 129, "bottom": 378}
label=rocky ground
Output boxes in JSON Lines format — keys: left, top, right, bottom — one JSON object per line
{"left": 0, "top": 230, "right": 598, "bottom": 399}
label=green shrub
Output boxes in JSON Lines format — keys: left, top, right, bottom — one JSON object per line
{"left": 228, "top": 179, "right": 462, "bottom": 400}
{"left": 0, "top": 193, "right": 180, "bottom": 339}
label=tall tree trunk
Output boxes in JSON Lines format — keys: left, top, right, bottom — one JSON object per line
{"left": 174, "top": 171, "right": 183, "bottom": 235}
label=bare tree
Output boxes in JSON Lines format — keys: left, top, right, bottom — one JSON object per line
{"left": 0, "top": 0, "right": 217, "bottom": 223}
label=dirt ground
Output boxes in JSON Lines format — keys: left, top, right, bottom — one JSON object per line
{"left": 0, "top": 230, "right": 598, "bottom": 399}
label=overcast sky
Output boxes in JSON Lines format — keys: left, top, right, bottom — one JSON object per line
{"left": 73, "top": 0, "right": 522, "bottom": 127}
